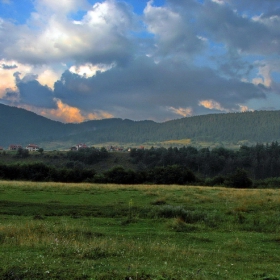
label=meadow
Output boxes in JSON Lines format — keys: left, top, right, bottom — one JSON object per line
{"left": 0, "top": 181, "right": 280, "bottom": 280}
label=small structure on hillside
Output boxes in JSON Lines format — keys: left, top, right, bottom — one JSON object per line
{"left": 9, "top": 144, "right": 22, "bottom": 150}
{"left": 107, "top": 146, "right": 124, "bottom": 152}
{"left": 70, "top": 143, "right": 88, "bottom": 151}
{"left": 26, "top": 144, "right": 40, "bottom": 152}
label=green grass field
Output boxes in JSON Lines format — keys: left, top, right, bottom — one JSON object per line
{"left": 0, "top": 181, "right": 280, "bottom": 279}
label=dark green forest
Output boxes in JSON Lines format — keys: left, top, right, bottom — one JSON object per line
{"left": 130, "top": 142, "right": 280, "bottom": 180}
{"left": 1, "top": 103, "right": 280, "bottom": 148}
{"left": 1, "top": 143, "right": 280, "bottom": 188}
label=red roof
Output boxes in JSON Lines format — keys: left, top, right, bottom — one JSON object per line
{"left": 27, "top": 144, "right": 39, "bottom": 148}
{"left": 9, "top": 144, "right": 22, "bottom": 148}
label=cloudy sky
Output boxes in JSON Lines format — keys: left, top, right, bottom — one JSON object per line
{"left": 0, "top": 0, "right": 280, "bottom": 123}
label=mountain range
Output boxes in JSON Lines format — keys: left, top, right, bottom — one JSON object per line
{"left": 1, "top": 103, "right": 280, "bottom": 149}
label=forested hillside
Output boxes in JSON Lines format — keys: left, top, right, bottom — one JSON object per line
{"left": 160, "top": 111, "right": 280, "bottom": 143}
{"left": 1, "top": 103, "right": 280, "bottom": 148}
{"left": 0, "top": 103, "right": 76, "bottom": 145}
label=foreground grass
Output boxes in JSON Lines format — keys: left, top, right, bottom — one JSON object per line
{"left": 0, "top": 181, "right": 280, "bottom": 279}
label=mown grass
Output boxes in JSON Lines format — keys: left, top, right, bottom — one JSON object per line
{"left": 0, "top": 181, "right": 280, "bottom": 279}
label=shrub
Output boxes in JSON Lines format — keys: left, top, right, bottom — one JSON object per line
{"left": 147, "top": 165, "right": 197, "bottom": 185}
{"left": 103, "top": 166, "right": 137, "bottom": 184}
{"left": 15, "top": 147, "right": 29, "bottom": 158}
{"left": 225, "top": 168, "right": 253, "bottom": 188}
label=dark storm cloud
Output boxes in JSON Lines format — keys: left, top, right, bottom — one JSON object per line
{"left": 53, "top": 56, "right": 267, "bottom": 120}
{"left": 4, "top": 90, "right": 19, "bottom": 102}
{"left": 4, "top": 73, "right": 56, "bottom": 109}
{"left": 215, "top": 50, "right": 255, "bottom": 79}
{"left": 1, "top": 63, "right": 17, "bottom": 69}
{"left": 18, "top": 81, "right": 55, "bottom": 108}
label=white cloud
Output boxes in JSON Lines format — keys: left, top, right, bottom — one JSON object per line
{"left": 34, "top": 0, "right": 90, "bottom": 15}
{"left": 37, "top": 67, "right": 65, "bottom": 89}
{"left": 1, "top": 0, "right": 135, "bottom": 65}
{"left": 252, "top": 60, "right": 280, "bottom": 89}
{"left": 144, "top": 0, "right": 204, "bottom": 57}
{"left": 212, "top": 0, "right": 225, "bottom": 5}
{"left": 69, "top": 63, "right": 114, "bottom": 77}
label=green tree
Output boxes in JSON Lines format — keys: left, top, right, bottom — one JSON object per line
{"left": 16, "top": 147, "right": 29, "bottom": 158}
{"left": 225, "top": 168, "right": 253, "bottom": 188}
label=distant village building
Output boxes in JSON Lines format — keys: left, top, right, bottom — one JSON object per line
{"left": 70, "top": 143, "right": 88, "bottom": 151}
{"left": 26, "top": 144, "right": 40, "bottom": 152}
{"left": 9, "top": 144, "right": 22, "bottom": 151}
{"left": 0, "top": 146, "right": 3, "bottom": 151}
{"left": 107, "top": 146, "right": 124, "bottom": 152}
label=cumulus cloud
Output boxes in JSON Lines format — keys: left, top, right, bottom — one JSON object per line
{"left": 39, "top": 99, "right": 113, "bottom": 123}
{"left": 69, "top": 63, "right": 114, "bottom": 77}
{"left": 0, "top": 59, "right": 65, "bottom": 100}
{"left": 3, "top": 72, "right": 56, "bottom": 108}
{"left": 199, "top": 0, "right": 280, "bottom": 55}
{"left": 0, "top": 0, "right": 279, "bottom": 122}
{"left": 0, "top": 0, "right": 137, "bottom": 66}
{"left": 144, "top": 0, "right": 204, "bottom": 58}
{"left": 34, "top": 0, "right": 90, "bottom": 15}
{"left": 50, "top": 56, "right": 267, "bottom": 120}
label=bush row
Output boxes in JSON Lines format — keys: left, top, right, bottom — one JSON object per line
{"left": 0, "top": 162, "right": 258, "bottom": 188}
{"left": 0, "top": 163, "right": 196, "bottom": 185}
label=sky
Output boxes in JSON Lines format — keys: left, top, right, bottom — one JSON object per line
{"left": 0, "top": 0, "right": 280, "bottom": 123}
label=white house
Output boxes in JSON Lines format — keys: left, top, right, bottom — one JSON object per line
{"left": 70, "top": 143, "right": 88, "bottom": 151}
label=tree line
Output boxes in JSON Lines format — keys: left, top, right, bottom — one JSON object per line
{"left": 0, "top": 162, "right": 255, "bottom": 188}
{"left": 1, "top": 143, "right": 280, "bottom": 188}
{"left": 130, "top": 142, "right": 280, "bottom": 180}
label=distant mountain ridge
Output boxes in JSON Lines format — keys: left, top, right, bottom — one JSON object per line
{"left": 1, "top": 103, "right": 280, "bottom": 148}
